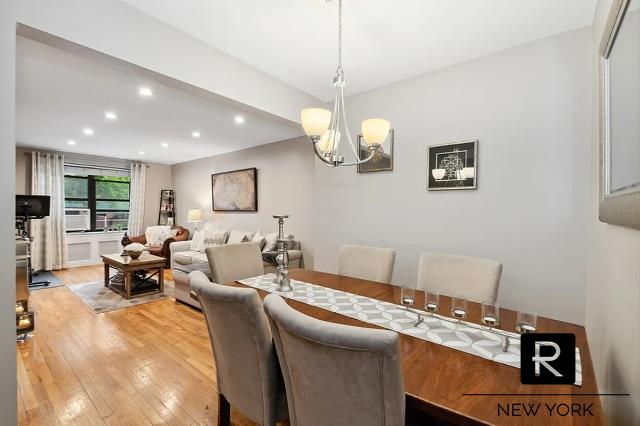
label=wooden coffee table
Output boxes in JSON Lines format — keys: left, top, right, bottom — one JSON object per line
{"left": 102, "top": 253, "right": 166, "bottom": 299}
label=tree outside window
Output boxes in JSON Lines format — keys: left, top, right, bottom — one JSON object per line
{"left": 64, "top": 175, "right": 130, "bottom": 231}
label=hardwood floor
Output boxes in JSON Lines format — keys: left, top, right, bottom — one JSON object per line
{"left": 16, "top": 265, "right": 256, "bottom": 425}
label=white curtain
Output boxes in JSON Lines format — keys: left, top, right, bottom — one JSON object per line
{"left": 127, "top": 162, "right": 146, "bottom": 236}
{"left": 31, "top": 152, "right": 67, "bottom": 271}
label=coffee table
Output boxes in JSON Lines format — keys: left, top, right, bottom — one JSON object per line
{"left": 102, "top": 253, "right": 166, "bottom": 299}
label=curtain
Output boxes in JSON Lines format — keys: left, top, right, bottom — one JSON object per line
{"left": 31, "top": 152, "right": 67, "bottom": 271}
{"left": 127, "top": 162, "right": 146, "bottom": 236}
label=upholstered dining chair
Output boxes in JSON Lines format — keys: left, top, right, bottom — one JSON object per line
{"left": 205, "top": 242, "right": 264, "bottom": 284}
{"left": 337, "top": 244, "right": 396, "bottom": 283}
{"left": 263, "top": 294, "right": 405, "bottom": 426}
{"left": 416, "top": 253, "right": 503, "bottom": 303}
{"left": 189, "top": 270, "right": 287, "bottom": 426}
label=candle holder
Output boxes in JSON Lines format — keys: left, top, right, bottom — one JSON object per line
{"left": 16, "top": 312, "right": 35, "bottom": 341}
{"left": 277, "top": 238, "right": 293, "bottom": 292}
{"left": 272, "top": 215, "right": 290, "bottom": 285}
{"left": 15, "top": 300, "right": 28, "bottom": 316}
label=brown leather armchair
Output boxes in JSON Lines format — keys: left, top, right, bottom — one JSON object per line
{"left": 127, "top": 226, "right": 190, "bottom": 266}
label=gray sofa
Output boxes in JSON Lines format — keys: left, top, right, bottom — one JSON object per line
{"left": 170, "top": 233, "right": 303, "bottom": 308}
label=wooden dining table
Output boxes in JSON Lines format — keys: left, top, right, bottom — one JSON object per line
{"left": 233, "top": 269, "right": 604, "bottom": 425}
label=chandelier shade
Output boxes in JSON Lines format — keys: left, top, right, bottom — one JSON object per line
{"left": 300, "top": 0, "right": 391, "bottom": 167}
{"left": 301, "top": 108, "right": 332, "bottom": 137}
{"left": 361, "top": 119, "right": 391, "bottom": 146}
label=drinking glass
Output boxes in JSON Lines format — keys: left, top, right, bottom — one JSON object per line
{"left": 451, "top": 295, "right": 468, "bottom": 320}
{"left": 425, "top": 292, "right": 440, "bottom": 315}
{"left": 481, "top": 301, "right": 500, "bottom": 328}
{"left": 400, "top": 286, "right": 416, "bottom": 310}
{"left": 516, "top": 309, "right": 537, "bottom": 333}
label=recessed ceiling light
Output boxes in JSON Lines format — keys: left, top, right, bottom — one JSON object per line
{"left": 139, "top": 151, "right": 145, "bottom": 155}
{"left": 67, "top": 140, "right": 77, "bottom": 145}
{"left": 105, "top": 112, "right": 117, "bottom": 120}
{"left": 161, "top": 142, "right": 169, "bottom": 148}
{"left": 192, "top": 131, "right": 201, "bottom": 138}
{"left": 83, "top": 128, "right": 94, "bottom": 135}
{"left": 234, "top": 115, "right": 245, "bottom": 124}
{"left": 138, "top": 87, "right": 153, "bottom": 97}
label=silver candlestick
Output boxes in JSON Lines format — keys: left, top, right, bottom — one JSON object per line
{"left": 272, "top": 215, "right": 290, "bottom": 285}
{"left": 277, "top": 238, "right": 293, "bottom": 292}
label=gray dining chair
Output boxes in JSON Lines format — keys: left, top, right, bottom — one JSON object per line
{"left": 416, "top": 252, "right": 503, "bottom": 303}
{"left": 263, "top": 293, "right": 405, "bottom": 426}
{"left": 189, "top": 270, "right": 287, "bottom": 426}
{"left": 205, "top": 242, "right": 264, "bottom": 284}
{"left": 337, "top": 244, "right": 396, "bottom": 283}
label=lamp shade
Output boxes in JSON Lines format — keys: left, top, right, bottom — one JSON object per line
{"left": 301, "top": 108, "right": 331, "bottom": 137}
{"left": 361, "top": 119, "right": 391, "bottom": 146}
{"left": 187, "top": 208, "right": 203, "bottom": 222}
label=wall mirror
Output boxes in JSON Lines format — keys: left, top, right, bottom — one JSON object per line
{"left": 599, "top": 0, "right": 640, "bottom": 229}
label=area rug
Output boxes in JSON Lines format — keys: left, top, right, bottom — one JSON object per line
{"left": 67, "top": 280, "right": 174, "bottom": 313}
{"left": 29, "top": 271, "right": 65, "bottom": 291}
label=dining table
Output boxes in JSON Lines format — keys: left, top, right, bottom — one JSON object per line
{"left": 233, "top": 269, "right": 604, "bottom": 426}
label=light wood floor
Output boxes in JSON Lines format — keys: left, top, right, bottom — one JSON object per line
{"left": 17, "top": 265, "right": 256, "bottom": 425}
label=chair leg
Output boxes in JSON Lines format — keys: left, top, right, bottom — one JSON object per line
{"left": 218, "top": 393, "right": 230, "bottom": 426}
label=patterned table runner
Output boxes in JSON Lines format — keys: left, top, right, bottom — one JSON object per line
{"left": 238, "top": 274, "right": 582, "bottom": 386}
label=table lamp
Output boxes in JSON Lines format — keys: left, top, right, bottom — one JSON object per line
{"left": 187, "top": 208, "right": 203, "bottom": 231}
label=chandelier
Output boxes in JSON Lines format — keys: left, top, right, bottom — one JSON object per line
{"left": 300, "top": 0, "right": 391, "bottom": 167}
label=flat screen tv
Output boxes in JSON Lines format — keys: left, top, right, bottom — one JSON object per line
{"left": 16, "top": 195, "right": 50, "bottom": 219}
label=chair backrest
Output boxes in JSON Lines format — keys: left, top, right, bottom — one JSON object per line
{"left": 189, "top": 270, "right": 283, "bottom": 425}
{"left": 263, "top": 294, "right": 405, "bottom": 426}
{"left": 337, "top": 244, "right": 396, "bottom": 284}
{"left": 416, "top": 253, "right": 502, "bottom": 303}
{"left": 205, "top": 242, "right": 265, "bottom": 284}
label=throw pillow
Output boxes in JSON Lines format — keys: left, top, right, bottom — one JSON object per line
{"left": 249, "top": 231, "right": 267, "bottom": 250}
{"left": 227, "top": 229, "right": 255, "bottom": 244}
{"left": 190, "top": 230, "right": 205, "bottom": 251}
{"left": 202, "top": 229, "right": 229, "bottom": 252}
{"left": 145, "top": 225, "right": 171, "bottom": 246}
{"left": 262, "top": 232, "right": 279, "bottom": 252}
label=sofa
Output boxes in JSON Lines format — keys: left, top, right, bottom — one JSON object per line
{"left": 128, "top": 225, "right": 190, "bottom": 266}
{"left": 170, "top": 228, "right": 303, "bottom": 308}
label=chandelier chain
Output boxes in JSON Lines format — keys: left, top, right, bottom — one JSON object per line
{"left": 337, "top": 0, "right": 343, "bottom": 76}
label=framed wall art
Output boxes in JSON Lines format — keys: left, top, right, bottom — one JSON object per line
{"left": 211, "top": 167, "right": 258, "bottom": 212}
{"left": 427, "top": 140, "right": 478, "bottom": 191}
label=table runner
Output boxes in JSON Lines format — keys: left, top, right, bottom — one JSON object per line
{"left": 238, "top": 274, "right": 582, "bottom": 386}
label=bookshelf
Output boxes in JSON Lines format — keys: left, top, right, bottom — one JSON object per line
{"left": 158, "top": 189, "right": 175, "bottom": 226}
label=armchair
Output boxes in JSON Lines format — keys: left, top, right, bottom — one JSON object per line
{"left": 128, "top": 226, "right": 189, "bottom": 266}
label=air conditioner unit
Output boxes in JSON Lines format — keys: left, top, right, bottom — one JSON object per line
{"left": 65, "top": 208, "right": 91, "bottom": 231}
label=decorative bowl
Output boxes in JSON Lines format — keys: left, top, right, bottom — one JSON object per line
{"left": 126, "top": 249, "right": 143, "bottom": 260}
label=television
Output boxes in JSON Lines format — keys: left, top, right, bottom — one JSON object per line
{"left": 16, "top": 195, "right": 50, "bottom": 219}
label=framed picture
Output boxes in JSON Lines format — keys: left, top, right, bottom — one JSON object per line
{"left": 357, "top": 129, "right": 394, "bottom": 173}
{"left": 211, "top": 168, "right": 258, "bottom": 211}
{"left": 427, "top": 140, "right": 478, "bottom": 191}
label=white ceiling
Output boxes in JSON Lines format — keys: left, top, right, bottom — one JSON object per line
{"left": 16, "top": 36, "right": 303, "bottom": 165}
{"left": 121, "top": 0, "right": 597, "bottom": 101}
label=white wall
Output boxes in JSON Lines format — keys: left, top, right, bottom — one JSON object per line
{"left": 313, "top": 28, "right": 592, "bottom": 324}
{"left": 172, "top": 137, "right": 315, "bottom": 267}
{"left": 0, "top": 1, "right": 17, "bottom": 424}
{"left": 585, "top": 1, "right": 640, "bottom": 424}
{"left": 142, "top": 163, "right": 172, "bottom": 230}
{"left": 15, "top": 0, "right": 319, "bottom": 124}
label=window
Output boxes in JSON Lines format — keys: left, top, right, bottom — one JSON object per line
{"left": 64, "top": 175, "right": 130, "bottom": 231}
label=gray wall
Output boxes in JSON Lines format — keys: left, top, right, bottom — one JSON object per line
{"left": 585, "top": 0, "right": 640, "bottom": 424}
{"left": 142, "top": 163, "right": 172, "bottom": 230}
{"left": 313, "top": 28, "right": 592, "bottom": 325}
{"left": 0, "top": 2, "right": 17, "bottom": 424}
{"left": 172, "top": 137, "right": 315, "bottom": 266}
